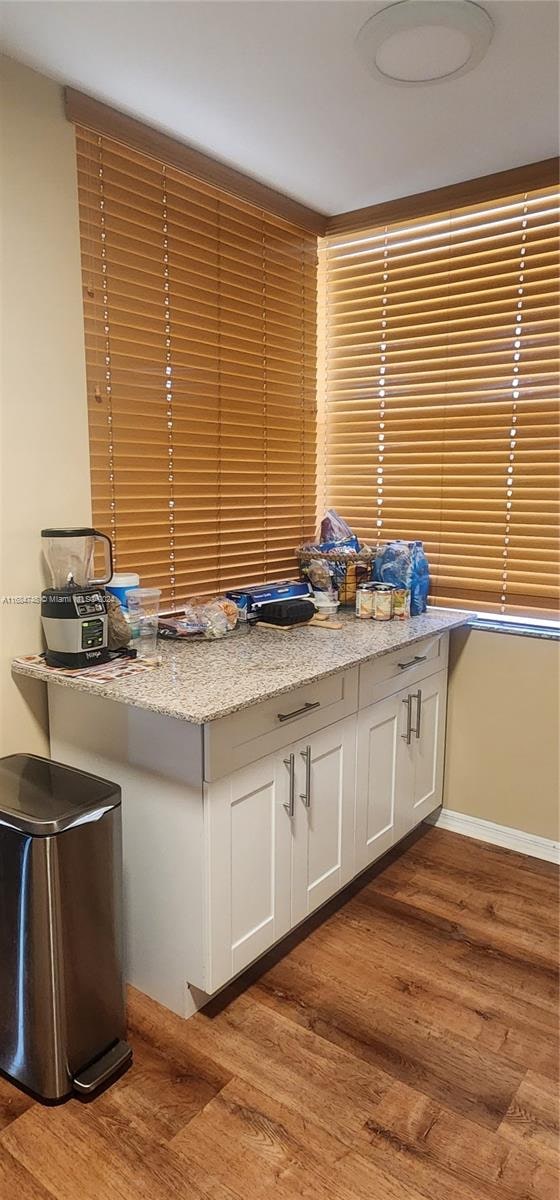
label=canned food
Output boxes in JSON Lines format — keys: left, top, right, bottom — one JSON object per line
{"left": 356, "top": 584, "right": 375, "bottom": 619}
{"left": 392, "top": 588, "right": 411, "bottom": 620}
{"left": 372, "top": 583, "right": 394, "bottom": 621}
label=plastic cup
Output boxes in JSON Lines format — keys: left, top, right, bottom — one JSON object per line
{"left": 127, "top": 588, "right": 161, "bottom": 659}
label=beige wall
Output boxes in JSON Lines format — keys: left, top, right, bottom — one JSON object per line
{"left": 444, "top": 626, "right": 560, "bottom": 841}
{"left": 0, "top": 56, "right": 92, "bottom": 755}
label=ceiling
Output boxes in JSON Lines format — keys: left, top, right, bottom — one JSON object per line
{"left": 0, "top": 0, "right": 558, "bottom": 215}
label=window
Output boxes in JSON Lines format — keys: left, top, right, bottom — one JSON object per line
{"left": 76, "top": 129, "right": 317, "bottom": 606}
{"left": 318, "top": 185, "right": 559, "bottom": 618}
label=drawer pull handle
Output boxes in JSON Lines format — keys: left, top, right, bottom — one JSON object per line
{"left": 300, "top": 745, "right": 312, "bottom": 808}
{"left": 277, "top": 700, "right": 320, "bottom": 723}
{"left": 401, "top": 694, "right": 413, "bottom": 744}
{"left": 397, "top": 654, "right": 428, "bottom": 671}
{"left": 283, "top": 753, "right": 295, "bottom": 818}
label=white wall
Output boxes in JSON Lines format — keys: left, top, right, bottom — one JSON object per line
{"left": 0, "top": 56, "right": 92, "bottom": 755}
{"left": 444, "top": 627, "right": 560, "bottom": 842}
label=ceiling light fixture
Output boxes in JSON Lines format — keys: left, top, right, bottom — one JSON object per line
{"left": 356, "top": 0, "right": 494, "bottom": 86}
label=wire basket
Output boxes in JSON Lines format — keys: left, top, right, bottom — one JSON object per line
{"left": 296, "top": 547, "right": 376, "bottom": 607}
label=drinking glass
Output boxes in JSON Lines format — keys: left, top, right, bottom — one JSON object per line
{"left": 127, "top": 588, "right": 161, "bottom": 659}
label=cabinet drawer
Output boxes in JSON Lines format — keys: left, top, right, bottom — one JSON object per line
{"left": 204, "top": 668, "right": 358, "bottom": 782}
{"left": 358, "top": 633, "right": 448, "bottom": 708}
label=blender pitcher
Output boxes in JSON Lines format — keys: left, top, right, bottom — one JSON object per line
{"left": 41, "top": 528, "right": 113, "bottom": 590}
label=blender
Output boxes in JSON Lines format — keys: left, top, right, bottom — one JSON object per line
{"left": 41, "top": 528, "right": 113, "bottom": 668}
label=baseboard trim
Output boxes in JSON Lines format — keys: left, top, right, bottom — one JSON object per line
{"left": 426, "top": 808, "right": 560, "bottom": 865}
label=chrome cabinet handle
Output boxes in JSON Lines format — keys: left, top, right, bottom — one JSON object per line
{"left": 277, "top": 700, "right": 320, "bottom": 723}
{"left": 412, "top": 689, "right": 422, "bottom": 739}
{"left": 283, "top": 753, "right": 295, "bottom": 818}
{"left": 401, "top": 694, "right": 413, "bottom": 744}
{"left": 300, "top": 745, "right": 312, "bottom": 808}
{"left": 397, "top": 654, "right": 428, "bottom": 671}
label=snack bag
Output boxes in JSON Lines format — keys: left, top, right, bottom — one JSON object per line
{"left": 318, "top": 510, "right": 361, "bottom": 553}
{"left": 320, "top": 509, "right": 355, "bottom": 543}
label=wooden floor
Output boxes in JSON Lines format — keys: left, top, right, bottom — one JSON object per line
{"left": 1, "top": 826, "right": 558, "bottom": 1200}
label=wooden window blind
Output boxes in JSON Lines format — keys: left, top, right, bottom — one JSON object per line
{"left": 318, "top": 184, "right": 560, "bottom": 617}
{"left": 76, "top": 128, "right": 317, "bottom": 606}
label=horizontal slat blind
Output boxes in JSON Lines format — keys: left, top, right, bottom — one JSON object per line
{"left": 318, "top": 186, "right": 560, "bottom": 617}
{"left": 76, "top": 129, "right": 317, "bottom": 605}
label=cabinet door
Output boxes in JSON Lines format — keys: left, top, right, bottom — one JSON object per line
{"left": 292, "top": 716, "right": 356, "bottom": 925}
{"left": 399, "top": 669, "right": 448, "bottom": 837}
{"left": 355, "top": 693, "right": 404, "bottom": 871}
{"left": 205, "top": 753, "right": 293, "bottom": 993}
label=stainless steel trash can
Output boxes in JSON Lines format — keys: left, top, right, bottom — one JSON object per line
{"left": 0, "top": 753, "right": 132, "bottom": 1101}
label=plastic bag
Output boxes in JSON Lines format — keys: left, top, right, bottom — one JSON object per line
{"left": 317, "top": 535, "right": 362, "bottom": 554}
{"left": 304, "top": 557, "right": 334, "bottom": 592}
{"left": 201, "top": 601, "right": 229, "bottom": 639}
{"left": 319, "top": 509, "right": 360, "bottom": 552}
{"left": 159, "top": 599, "right": 231, "bottom": 640}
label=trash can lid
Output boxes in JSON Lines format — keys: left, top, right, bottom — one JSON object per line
{"left": 0, "top": 754, "right": 121, "bottom": 836}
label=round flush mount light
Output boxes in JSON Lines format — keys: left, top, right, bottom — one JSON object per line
{"left": 356, "top": 0, "right": 494, "bottom": 86}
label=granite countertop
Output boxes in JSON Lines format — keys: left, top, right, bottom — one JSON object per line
{"left": 12, "top": 609, "right": 469, "bottom": 725}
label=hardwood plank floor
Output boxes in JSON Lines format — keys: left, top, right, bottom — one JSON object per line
{"left": 0, "top": 827, "right": 558, "bottom": 1200}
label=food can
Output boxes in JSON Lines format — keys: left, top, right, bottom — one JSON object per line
{"left": 372, "top": 583, "right": 394, "bottom": 621}
{"left": 356, "top": 584, "right": 375, "bottom": 619}
{"left": 392, "top": 587, "right": 411, "bottom": 620}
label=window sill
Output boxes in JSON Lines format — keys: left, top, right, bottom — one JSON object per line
{"left": 467, "top": 617, "right": 560, "bottom": 641}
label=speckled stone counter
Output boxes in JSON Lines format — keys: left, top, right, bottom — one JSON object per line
{"left": 12, "top": 609, "right": 469, "bottom": 725}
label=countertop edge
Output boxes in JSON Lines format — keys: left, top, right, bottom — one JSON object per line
{"left": 12, "top": 613, "right": 469, "bottom": 725}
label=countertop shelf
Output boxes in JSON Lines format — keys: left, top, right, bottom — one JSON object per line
{"left": 12, "top": 609, "right": 469, "bottom": 725}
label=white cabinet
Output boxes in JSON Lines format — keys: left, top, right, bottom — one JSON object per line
{"left": 205, "top": 754, "right": 293, "bottom": 993}
{"left": 205, "top": 716, "right": 356, "bottom": 990}
{"left": 397, "top": 669, "right": 448, "bottom": 838}
{"left": 355, "top": 669, "right": 448, "bottom": 869}
{"left": 206, "top": 660, "right": 448, "bottom": 995}
{"left": 355, "top": 692, "right": 401, "bottom": 871}
{"left": 291, "top": 716, "right": 356, "bottom": 924}
{"left": 47, "top": 633, "right": 452, "bottom": 1015}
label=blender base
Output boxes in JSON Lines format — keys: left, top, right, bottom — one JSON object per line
{"left": 44, "top": 647, "right": 112, "bottom": 669}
